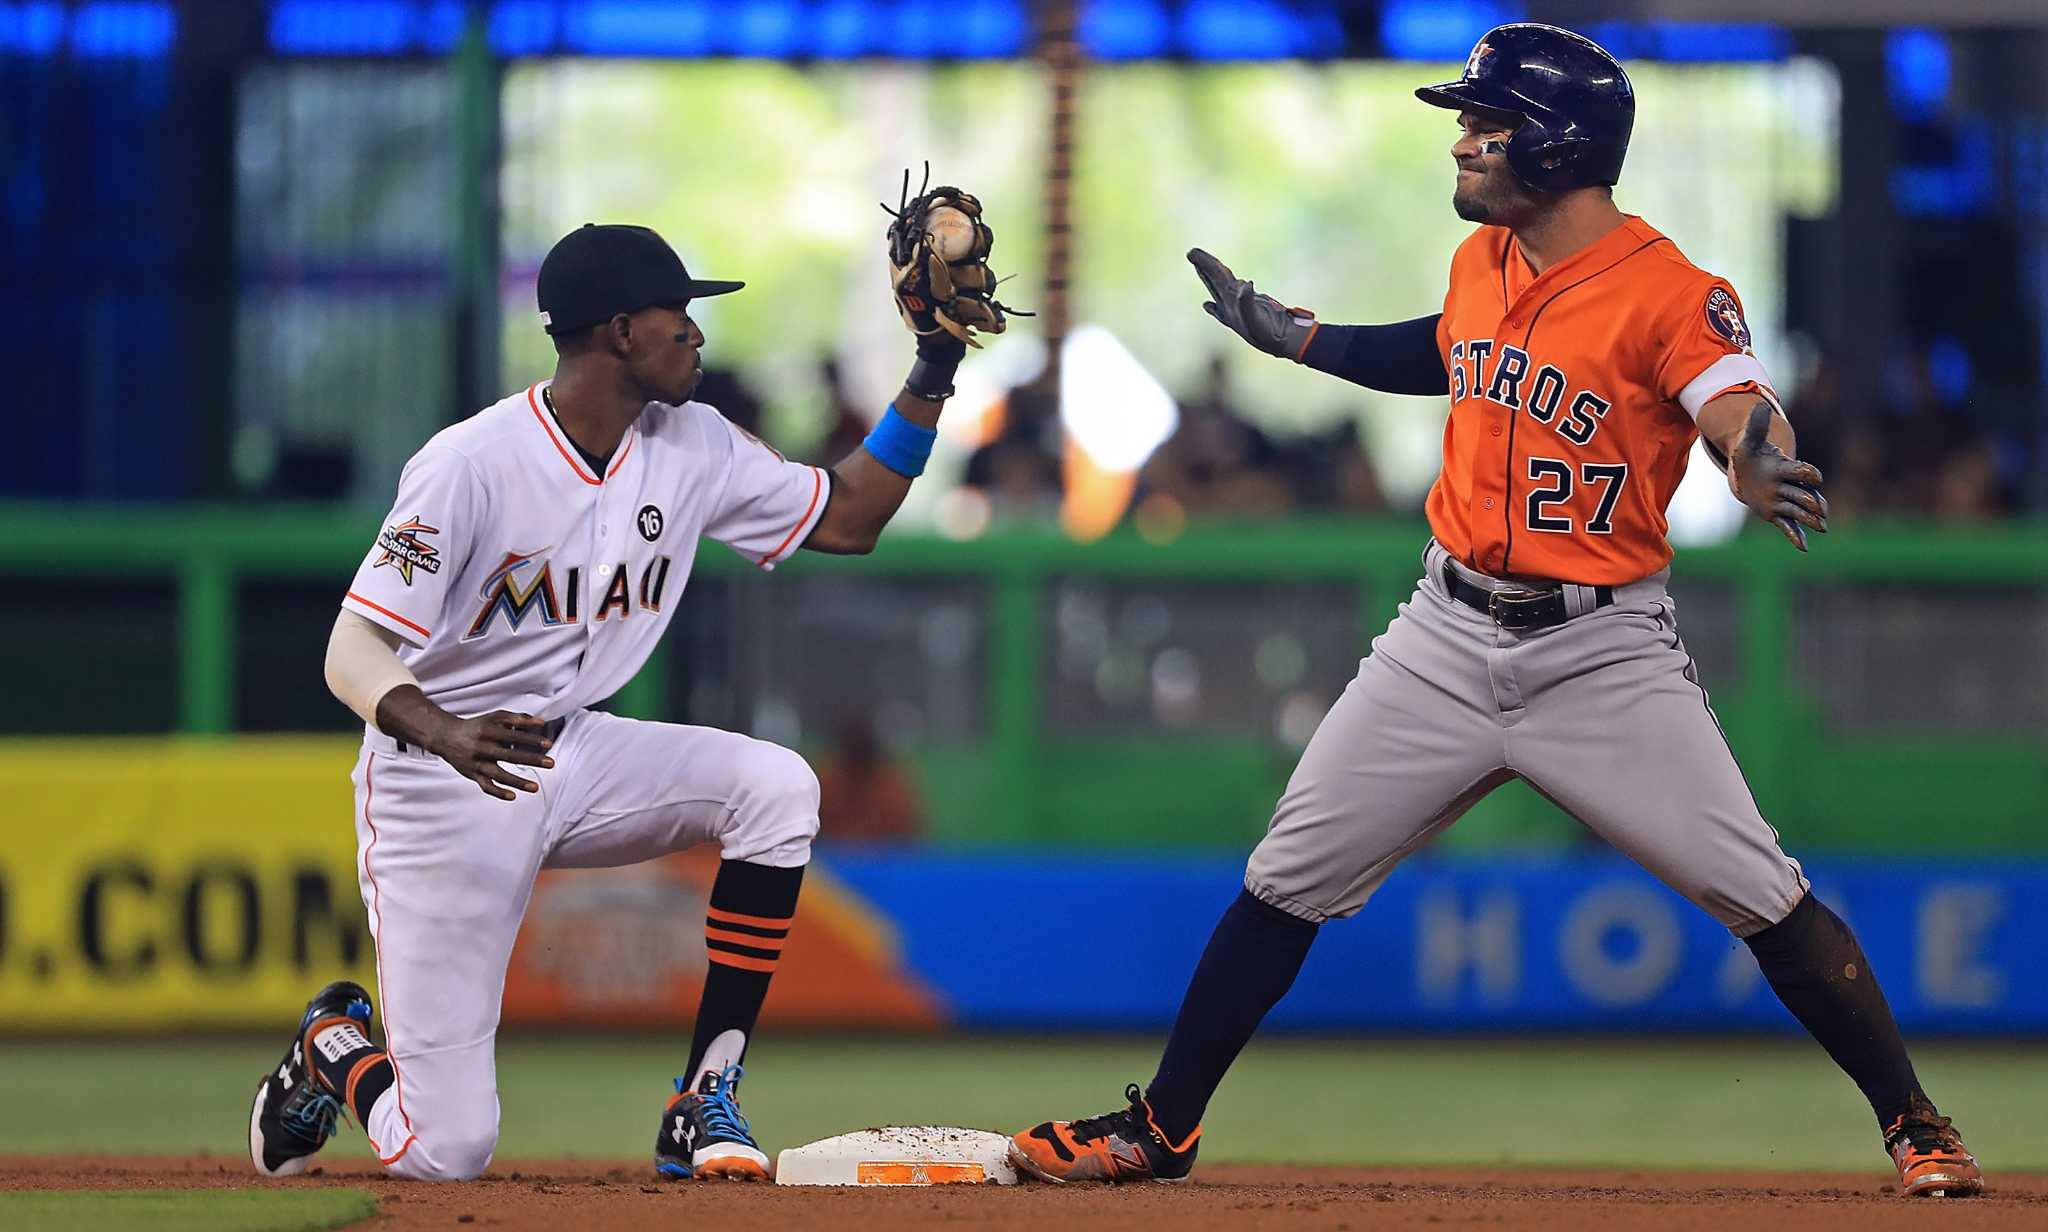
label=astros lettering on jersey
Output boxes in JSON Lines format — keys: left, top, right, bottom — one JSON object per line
{"left": 343, "top": 382, "right": 828, "bottom": 722}
{"left": 1431, "top": 216, "right": 1778, "bottom": 584}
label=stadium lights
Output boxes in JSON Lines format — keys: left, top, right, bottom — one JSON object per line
{"left": 0, "top": 1, "right": 1805, "bottom": 65}
{"left": 0, "top": 1, "right": 175, "bottom": 57}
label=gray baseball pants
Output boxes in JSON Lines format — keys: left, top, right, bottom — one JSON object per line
{"left": 1245, "top": 540, "right": 1808, "bottom": 937}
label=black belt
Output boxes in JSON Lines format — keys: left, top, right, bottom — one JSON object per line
{"left": 1440, "top": 561, "right": 1613, "bottom": 632}
{"left": 395, "top": 714, "right": 565, "bottom": 755}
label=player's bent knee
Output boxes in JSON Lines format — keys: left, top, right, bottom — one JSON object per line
{"left": 723, "top": 741, "right": 820, "bottom": 864}
{"left": 730, "top": 740, "right": 817, "bottom": 801}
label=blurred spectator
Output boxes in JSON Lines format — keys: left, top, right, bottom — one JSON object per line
{"left": 692, "top": 368, "right": 765, "bottom": 438}
{"left": 1785, "top": 345, "right": 2027, "bottom": 521}
{"left": 812, "top": 357, "right": 870, "bottom": 465}
{"left": 963, "top": 394, "right": 1064, "bottom": 520}
{"left": 1141, "top": 355, "right": 1293, "bottom": 515}
{"left": 1329, "top": 422, "right": 1391, "bottom": 514}
{"left": 814, "top": 713, "right": 924, "bottom": 844}
{"left": 1934, "top": 438, "right": 2006, "bottom": 522}
{"left": 1275, "top": 419, "right": 1390, "bottom": 514}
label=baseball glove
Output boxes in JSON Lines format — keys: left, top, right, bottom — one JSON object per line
{"left": 883, "top": 168, "right": 1018, "bottom": 349}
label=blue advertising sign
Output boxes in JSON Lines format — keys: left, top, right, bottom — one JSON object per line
{"left": 824, "top": 851, "right": 2048, "bottom": 1033}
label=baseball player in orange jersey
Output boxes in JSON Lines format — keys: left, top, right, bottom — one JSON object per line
{"left": 1009, "top": 25, "right": 1983, "bottom": 1197}
{"left": 247, "top": 185, "right": 1011, "bottom": 1182}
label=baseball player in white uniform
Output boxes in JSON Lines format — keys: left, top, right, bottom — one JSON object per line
{"left": 248, "top": 208, "right": 1008, "bottom": 1182}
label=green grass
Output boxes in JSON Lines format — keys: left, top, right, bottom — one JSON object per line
{"left": 3, "top": 1036, "right": 2044, "bottom": 1174}
{"left": 0, "top": 1189, "right": 374, "bottom": 1232}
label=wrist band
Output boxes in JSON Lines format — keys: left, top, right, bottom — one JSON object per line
{"left": 863, "top": 403, "right": 938, "bottom": 478}
{"left": 905, "top": 353, "right": 960, "bottom": 402}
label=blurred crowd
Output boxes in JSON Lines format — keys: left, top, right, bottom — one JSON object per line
{"left": 1787, "top": 346, "right": 2031, "bottom": 522}
{"left": 699, "top": 341, "right": 2036, "bottom": 528}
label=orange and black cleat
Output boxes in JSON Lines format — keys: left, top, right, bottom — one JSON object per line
{"left": 1008, "top": 1084, "right": 1200, "bottom": 1184}
{"left": 1885, "top": 1109, "right": 1984, "bottom": 1197}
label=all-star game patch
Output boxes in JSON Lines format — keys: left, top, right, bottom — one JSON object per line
{"left": 1704, "top": 287, "right": 1753, "bottom": 352}
{"left": 373, "top": 515, "right": 442, "bottom": 585}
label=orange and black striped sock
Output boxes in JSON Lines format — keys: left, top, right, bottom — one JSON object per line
{"left": 685, "top": 860, "right": 804, "bottom": 1087}
{"left": 303, "top": 1016, "right": 396, "bottom": 1124}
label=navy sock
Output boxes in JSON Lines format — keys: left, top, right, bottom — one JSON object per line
{"left": 1745, "top": 892, "right": 1928, "bottom": 1128}
{"left": 1146, "top": 889, "right": 1320, "bottom": 1143}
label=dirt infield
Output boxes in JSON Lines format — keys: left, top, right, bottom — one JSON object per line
{"left": 5, "top": 1156, "right": 2044, "bottom": 1230}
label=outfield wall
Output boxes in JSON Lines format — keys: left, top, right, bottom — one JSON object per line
{"left": 4, "top": 514, "right": 2046, "bottom": 855}
{"left": 1, "top": 737, "right": 2041, "bottom": 1034}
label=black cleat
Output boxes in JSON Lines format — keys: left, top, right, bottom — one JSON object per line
{"left": 249, "top": 980, "right": 375, "bottom": 1177}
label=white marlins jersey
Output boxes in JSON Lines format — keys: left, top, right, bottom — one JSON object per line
{"left": 342, "top": 381, "right": 829, "bottom": 721}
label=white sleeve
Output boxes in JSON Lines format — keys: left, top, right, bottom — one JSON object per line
{"left": 341, "top": 444, "right": 481, "bottom": 646}
{"left": 324, "top": 609, "right": 419, "bottom": 727}
{"left": 1676, "top": 354, "right": 1784, "bottom": 421}
{"left": 701, "top": 412, "right": 831, "bottom": 571}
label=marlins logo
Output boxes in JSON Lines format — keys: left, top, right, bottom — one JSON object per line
{"left": 466, "top": 551, "right": 566, "bottom": 639}
{"left": 1704, "top": 288, "right": 1753, "bottom": 353}
{"left": 373, "top": 516, "right": 441, "bottom": 585}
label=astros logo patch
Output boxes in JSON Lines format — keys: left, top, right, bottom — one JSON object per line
{"left": 1704, "top": 288, "right": 1752, "bottom": 352}
{"left": 373, "top": 516, "right": 441, "bottom": 585}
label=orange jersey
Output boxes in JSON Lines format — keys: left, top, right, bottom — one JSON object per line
{"left": 1427, "top": 216, "right": 1777, "bottom": 585}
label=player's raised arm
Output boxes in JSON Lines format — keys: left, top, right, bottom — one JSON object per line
{"left": 804, "top": 179, "right": 1018, "bottom": 554}
{"left": 1187, "top": 248, "right": 1448, "bottom": 396}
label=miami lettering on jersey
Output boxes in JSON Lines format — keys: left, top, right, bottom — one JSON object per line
{"left": 341, "top": 383, "right": 830, "bottom": 719}
{"left": 1429, "top": 217, "right": 1779, "bottom": 585}
{"left": 463, "top": 552, "right": 675, "bottom": 640}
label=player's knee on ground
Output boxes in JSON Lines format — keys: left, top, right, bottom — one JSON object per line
{"left": 719, "top": 740, "right": 820, "bottom": 866}
{"left": 388, "top": 1120, "right": 499, "bottom": 1183}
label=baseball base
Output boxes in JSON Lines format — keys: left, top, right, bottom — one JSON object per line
{"left": 773, "top": 1126, "right": 1020, "bottom": 1186}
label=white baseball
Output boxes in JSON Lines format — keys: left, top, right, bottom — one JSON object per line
{"left": 925, "top": 206, "right": 977, "bottom": 262}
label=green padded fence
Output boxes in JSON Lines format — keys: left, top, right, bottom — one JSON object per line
{"left": 2, "top": 508, "right": 2043, "bottom": 854}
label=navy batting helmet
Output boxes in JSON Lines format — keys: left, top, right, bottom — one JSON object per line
{"left": 1415, "top": 23, "right": 1634, "bottom": 192}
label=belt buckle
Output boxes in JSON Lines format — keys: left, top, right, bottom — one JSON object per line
{"left": 1487, "top": 588, "right": 1540, "bottom": 629}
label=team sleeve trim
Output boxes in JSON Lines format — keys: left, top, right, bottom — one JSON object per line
{"left": 756, "top": 466, "right": 830, "bottom": 570}
{"left": 1676, "top": 353, "right": 1781, "bottom": 421}
{"left": 344, "top": 591, "right": 433, "bottom": 644}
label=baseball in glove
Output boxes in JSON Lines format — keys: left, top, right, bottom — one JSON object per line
{"left": 883, "top": 166, "right": 1020, "bottom": 350}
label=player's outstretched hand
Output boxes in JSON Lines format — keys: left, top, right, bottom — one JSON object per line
{"left": 436, "top": 710, "right": 556, "bottom": 801}
{"left": 1729, "top": 402, "right": 1828, "bottom": 551}
{"left": 1187, "top": 248, "right": 1317, "bottom": 362}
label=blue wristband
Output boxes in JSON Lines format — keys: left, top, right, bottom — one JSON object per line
{"left": 862, "top": 403, "right": 938, "bottom": 478}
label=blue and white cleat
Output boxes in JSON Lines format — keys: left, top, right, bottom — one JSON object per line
{"left": 653, "top": 1064, "right": 771, "bottom": 1182}
{"left": 249, "top": 981, "right": 376, "bottom": 1177}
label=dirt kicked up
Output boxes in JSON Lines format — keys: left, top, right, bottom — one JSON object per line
{"left": 5, "top": 1157, "right": 2045, "bottom": 1231}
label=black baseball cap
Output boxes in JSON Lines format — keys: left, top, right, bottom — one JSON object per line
{"left": 535, "top": 223, "right": 744, "bottom": 336}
